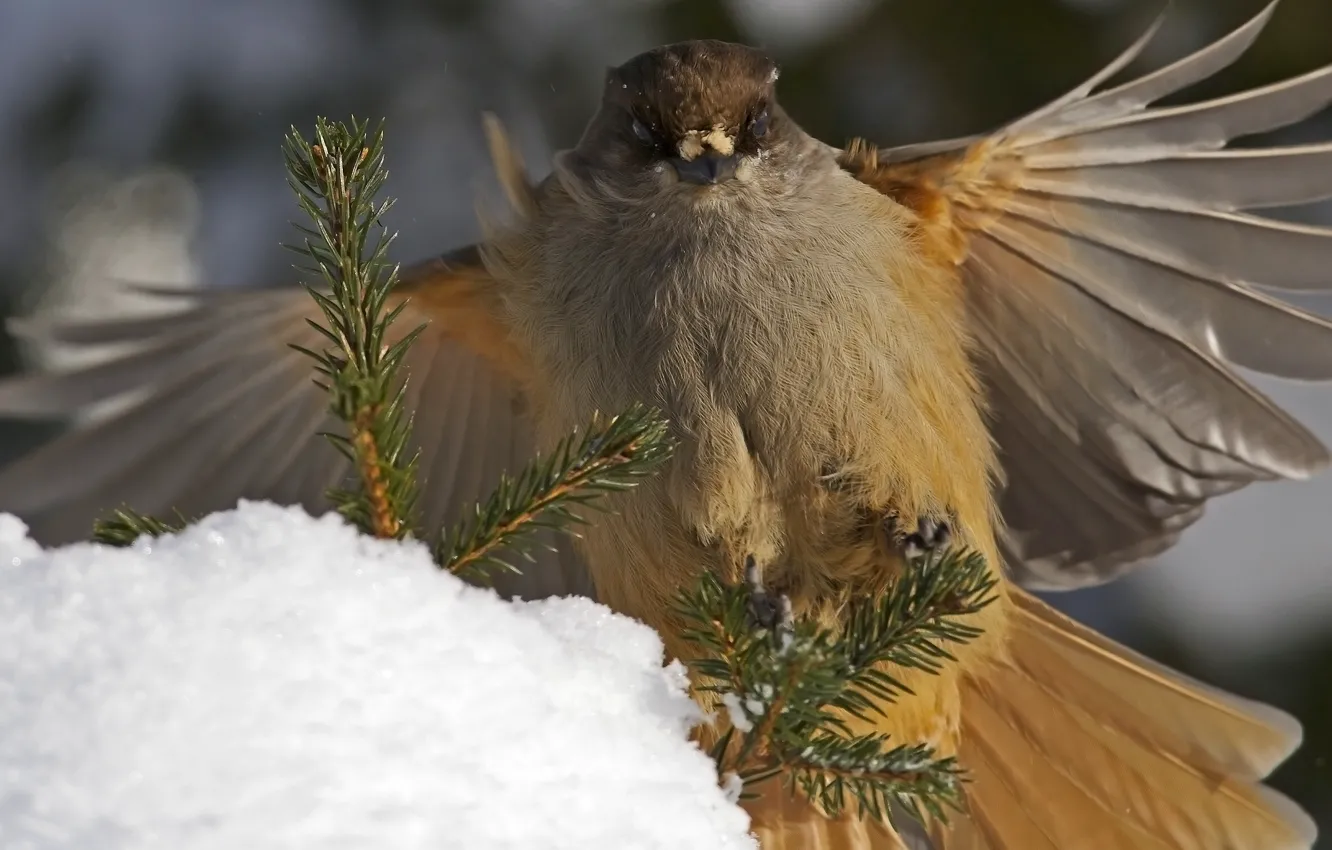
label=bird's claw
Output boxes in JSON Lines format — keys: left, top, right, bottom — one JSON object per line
{"left": 744, "top": 554, "right": 793, "bottom": 634}
{"left": 895, "top": 513, "right": 952, "bottom": 561}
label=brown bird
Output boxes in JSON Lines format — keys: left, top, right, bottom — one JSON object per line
{"left": 0, "top": 2, "right": 1328, "bottom": 848}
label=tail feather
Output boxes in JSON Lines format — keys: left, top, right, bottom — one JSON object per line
{"left": 938, "top": 589, "right": 1316, "bottom": 850}
{"left": 964, "top": 661, "right": 1263, "bottom": 848}
{"left": 954, "top": 721, "right": 1074, "bottom": 850}
{"left": 1006, "top": 589, "right": 1302, "bottom": 780}
{"left": 743, "top": 788, "right": 912, "bottom": 850}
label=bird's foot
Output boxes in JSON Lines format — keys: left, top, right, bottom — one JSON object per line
{"left": 886, "top": 511, "right": 952, "bottom": 561}
{"left": 743, "top": 554, "right": 793, "bottom": 635}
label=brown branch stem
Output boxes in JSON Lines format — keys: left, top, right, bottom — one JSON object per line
{"left": 352, "top": 405, "right": 400, "bottom": 538}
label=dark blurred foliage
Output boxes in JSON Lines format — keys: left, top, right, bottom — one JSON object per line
{"left": 0, "top": 0, "right": 1328, "bottom": 838}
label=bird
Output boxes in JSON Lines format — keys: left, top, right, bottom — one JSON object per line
{"left": 0, "top": 2, "right": 1328, "bottom": 847}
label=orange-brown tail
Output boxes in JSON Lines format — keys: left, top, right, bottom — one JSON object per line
{"left": 939, "top": 589, "right": 1315, "bottom": 850}
{"left": 741, "top": 588, "right": 1315, "bottom": 850}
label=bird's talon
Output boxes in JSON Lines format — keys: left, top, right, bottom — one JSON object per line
{"left": 903, "top": 533, "right": 928, "bottom": 561}
{"left": 744, "top": 554, "right": 792, "bottom": 633}
{"left": 887, "top": 513, "right": 952, "bottom": 561}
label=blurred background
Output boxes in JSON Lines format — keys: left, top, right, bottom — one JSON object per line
{"left": 0, "top": 0, "right": 1328, "bottom": 838}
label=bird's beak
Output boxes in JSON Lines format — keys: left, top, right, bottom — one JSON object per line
{"left": 672, "top": 151, "right": 739, "bottom": 185}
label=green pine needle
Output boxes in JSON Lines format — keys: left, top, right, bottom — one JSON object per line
{"left": 92, "top": 508, "right": 189, "bottom": 547}
{"left": 789, "top": 734, "right": 964, "bottom": 825}
{"left": 437, "top": 403, "right": 674, "bottom": 583}
{"left": 675, "top": 544, "right": 995, "bottom": 826}
{"left": 282, "top": 116, "right": 423, "bottom": 540}
{"left": 832, "top": 547, "right": 996, "bottom": 725}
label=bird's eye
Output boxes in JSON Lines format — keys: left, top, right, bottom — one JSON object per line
{"left": 751, "top": 109, "right": 771, "bottom": 139}
{"left": 631, "top": 118, "right": 655, "bottom": 145}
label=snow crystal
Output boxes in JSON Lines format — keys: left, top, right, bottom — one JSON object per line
{"left": 0, "top": 502, "right": 756, "bottom": 850}
{"left": 721, "top": 772, "right": 745, "bottom": 805}
{"left": 719, "top": 692, "right": 754, "bottom": 733}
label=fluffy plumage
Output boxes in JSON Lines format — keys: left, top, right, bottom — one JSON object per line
{"left": 0, "top": 5, "right": 1325, "bottom": 849}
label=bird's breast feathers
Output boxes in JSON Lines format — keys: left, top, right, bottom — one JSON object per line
{"left": 487, "top": 165, "right": 1000, "bottom": 614}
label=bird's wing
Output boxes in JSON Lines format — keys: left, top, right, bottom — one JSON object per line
{"left": 837, "top": 1, "right": 1332, "bottom": 590}
{"left": 0, "top": 129, "right": 591, "bottom": 601}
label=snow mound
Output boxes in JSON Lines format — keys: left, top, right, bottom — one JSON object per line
{"left": 0, "top": 502, "right": 755, "bottom": 850}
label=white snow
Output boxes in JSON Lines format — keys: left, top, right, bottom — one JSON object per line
{"left": 720, "top": 772, "right": 745, "bottom": 805}
{"left": 0, "top": 502, "right": 757, "bottom": 850}
{"left": 719, "top": 692, "right": 754, "bottom": 734}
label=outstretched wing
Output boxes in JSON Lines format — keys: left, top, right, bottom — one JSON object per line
{"left": 839, "top": 1, "right": 1332, "bottom": 590}
{"left": 0, "top": 128, "right": 591, "bottom": 601}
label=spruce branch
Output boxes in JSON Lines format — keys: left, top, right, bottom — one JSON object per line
{"left": 676, "top": 545, "right": 996, "bottom": 826}
{"left": 76, "top": 112, "right": 986, "bottom": 835}
{"left": 92, "top": 508, "right": 189, "bottom": 547}
{"left": 279, "top": 118, "right": 677, "bottom": 587}
{"left": 282, "top": 116, "right": 422, "bottom": 540}
{"left": 437, "top": 403, "right": 673, "bottom": 583}
{"left": 788, "top": 734, "right": 962, "bottom": 824}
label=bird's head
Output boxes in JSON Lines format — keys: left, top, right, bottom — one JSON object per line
{"left": 573, "top": 40, "right": 807, "bottom": 192}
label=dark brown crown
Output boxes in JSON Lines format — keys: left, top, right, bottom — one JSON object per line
{"left": 604, "top": 40, "right": 778, "bottom": 141}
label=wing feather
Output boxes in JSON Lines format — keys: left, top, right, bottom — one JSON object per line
{"left": 0, "top": 250, "right": 592, "bottom": 600}
{"left": 1018, "top": 143, "right": 1332, "bottom": 211}
{"left": 1010, "top": 1, "right": 1278, "bottom": 137}
{"left": 840, "top": 1, "right": 1332, "bottom": 588}
{"left": 0, "top": 116, "right": 589, "bottom": 599}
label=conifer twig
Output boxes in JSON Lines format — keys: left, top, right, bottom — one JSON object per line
{"left": 281, "top": 118, "right": 677, "bottom": 584}
{"left": 282, "top": 117, "right": 422, "bottom": 539}
{"left": 675, "top": 545, "right": 996, "bottom": 825}
{"left": 92, "top": 507, "right": 189, "bottom": 547}
{"left": 438, "top": 404, "right": 673, "bottom": 583}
